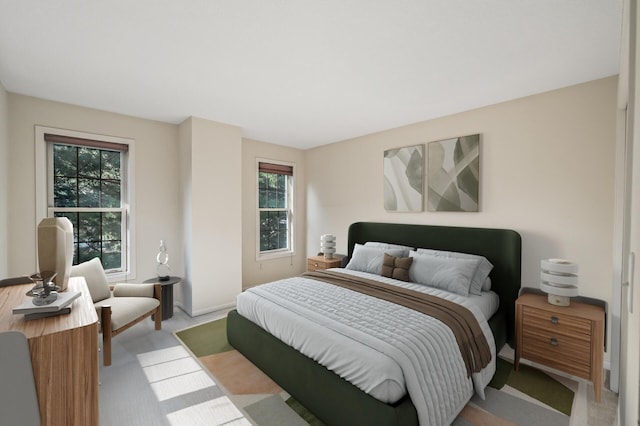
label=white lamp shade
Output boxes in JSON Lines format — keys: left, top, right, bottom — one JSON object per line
{"left": 540, "top": 271, "right": 578, "bottom": 286}
{"left": 541, "top": 258, "right": 578, "bottom": 274}
{"left": 540, "top": 258, "right": 579, "bottom": 306}
{"left": 540, "top": 282, "right": 579, "bottom": 297}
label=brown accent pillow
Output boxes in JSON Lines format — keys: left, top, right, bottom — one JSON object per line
{"left": 380, "top": 253, "right": 413, "bottom": 282}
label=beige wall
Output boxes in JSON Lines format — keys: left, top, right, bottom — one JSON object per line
{"left": 3, "top": 91, "right": 246, "bottom": 316}
{"left": 179, "top": 117, "right": 243, "bottom": 315}
{"left": 306, "top": 77, "right": 617, "bottom": 356}
{"left": 0, "top": 82, "right": 7, "bottom": 278}
{"left": 6, "top": 94, "right": 182, "bottom": 282}
{"left": 242, "top": 138, "right": 306, "bottom": 288}
{"left": 177, "top": 118, "right": 192, "bottom": 311}
{"left": 2, "top": 78, "right": 619, "bottom": 345}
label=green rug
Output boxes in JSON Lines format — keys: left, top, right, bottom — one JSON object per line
{"left": 176, "top": 317, "right": 576, "bottom": 425}
{"left": 175, "top": 316, "right": 233, "bottom": 357}
{"left": 491, "top": 357, "right": 574, "bottom": 416}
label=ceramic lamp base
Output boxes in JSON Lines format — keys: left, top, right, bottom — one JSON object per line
{"left": 547, "top": 294, "right": 570, "bottom": 306}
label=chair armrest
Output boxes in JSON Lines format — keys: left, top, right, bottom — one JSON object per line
{"left": 113, "top": 283, "right": 155, "bottom": 298}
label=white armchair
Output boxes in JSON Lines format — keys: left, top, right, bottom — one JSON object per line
{"left": 70, "top": 258, "right": 161, "bottom": 366}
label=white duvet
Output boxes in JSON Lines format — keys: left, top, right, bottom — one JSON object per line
{"left": 236, "top": 269, "right": 497, "bottom": 426}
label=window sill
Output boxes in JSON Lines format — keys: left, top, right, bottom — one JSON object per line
{"left": 256, "top": 251, "right": 295, "bottom": 262}
{"left": 106, "top": 271, "right": 136, "bottom": 283}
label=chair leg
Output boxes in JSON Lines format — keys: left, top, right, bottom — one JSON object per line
{"left": 154, "top": 306, "right": 162, "bottom": 330}
{"left": 154, "top": 283, "right": 162, "bottom": 330}
{"left": 101, "top": 306, "right": 112, "bottom": 366}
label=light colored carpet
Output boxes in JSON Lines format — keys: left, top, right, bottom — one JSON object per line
{"left": 97, "top": 309, "right": 617, "bottom": 426}
{"left": 174, "top": 317, "right": 618, "bottom": 425}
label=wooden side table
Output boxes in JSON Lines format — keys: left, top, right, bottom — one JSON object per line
{"left": 515, "top": 293, "right": 605, "bottom": 402}
{"left": 0, "top": 277, "right": 99, "bottom": 425}
{"left": 143, "top": 276, "right": 181, "bottom": 320}
{"left": 307, "top": 255, "right": 342, "bottom": 271}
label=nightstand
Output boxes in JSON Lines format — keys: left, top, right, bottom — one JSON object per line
{"left": 307, "top": 255, "right": 342, "bottom": 271}
{"left": 515, "top": 293, "right": 605, "bottom": 402}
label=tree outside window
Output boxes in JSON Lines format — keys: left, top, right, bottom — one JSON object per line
{"left": 257, "top": 161, "right": 293, "bottom": 256}
{"left": 47, "top": 135, "right": 127, "bottom": 272}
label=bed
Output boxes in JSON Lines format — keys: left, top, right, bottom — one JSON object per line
{"left": 227, "top": 222, "right": 521, "bottom": 425}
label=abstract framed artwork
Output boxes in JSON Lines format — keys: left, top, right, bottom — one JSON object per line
{"left": 383, "top": 144, "right": 423, "bottom": 212}
{"left": 427, "top": 134, "right": 480, "bottom": 212}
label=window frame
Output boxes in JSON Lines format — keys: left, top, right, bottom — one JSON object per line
{"left": 35, "top": 126, "right": 136, "bottom": 281}
{"left": 255, "top": 158, "right": 295, "bottom": 261}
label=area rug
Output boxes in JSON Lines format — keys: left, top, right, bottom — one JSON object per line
{"left": 176, "top": 317, "right": 581, "bottom": 426}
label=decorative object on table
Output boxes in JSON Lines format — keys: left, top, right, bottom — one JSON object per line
{"left": 156, "top": 240, "right": 171, "bottom": 281}
{"left": 540, "top": 258, "right": 579, "bottom": 306}
{"left": 13, "top": 286, "right": 80, "bottom": 318}
{"left": 383, "top": 144, "right": 423, "bottom": 212}
{"left": 37, "top": 217, "right": 74, "bottom": 291}
{"left": 320, "top": 234, "right": 336, "bottom": 259}
{"left": 427, "top": 134, "right": 480, "bottom": 212}
{"left": 27, "top": 271, "right": 60, "bottom": 305}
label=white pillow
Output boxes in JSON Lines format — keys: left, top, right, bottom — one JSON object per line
{"left": 408, "top": 252, "right": 478, "bottom": 296}
{"left": 415, "top": 248, "right": 493, "bottom": 296}
{"left": 70, "top": 257, "right": 111, "bottom": 303}
{"left": 346, "top": 244, "right": 409, "bottom": 275}
{"left": 364, "top": 241, "right": 415, "bottom": 251}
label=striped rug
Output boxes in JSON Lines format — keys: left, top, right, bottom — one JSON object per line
{"left": 175, "top": 317, "right": 616, "bottom": 426}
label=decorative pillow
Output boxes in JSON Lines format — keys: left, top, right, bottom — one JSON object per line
{"left": 365, "top": 241, "right": 415, "bottom": 252}
{"left": 381, "top": 253, "right": 413, "bottom": 282}
{"left": 70, "top": 257, "right": 111, "bottom": 303}
{"left": 408, "top": 252, "right": 478, "bottom": 296}
{"left": 345, "top": 244, "right": 409, "bottom": 275}
{"left": 482, "top": 277, "right": 492, "bottom": 292}
{"left": 415, "top": 248, "right": 493, "bottom": 295}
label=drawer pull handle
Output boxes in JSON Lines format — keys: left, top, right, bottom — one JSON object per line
{"left": 314, "top": 263, "right": 318, "bottom": 267}
{"left": 550, "top": 316, "right": 559, "bottom": 325}
{"left": 550, "top": 338, "right": 558, "bottom": 346}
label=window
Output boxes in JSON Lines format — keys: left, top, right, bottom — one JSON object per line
{"left": 35, "top": 127, "right": 135, "bottom": 279}
{"left": 257, "top": 160, "right": 294, "bottom": 258}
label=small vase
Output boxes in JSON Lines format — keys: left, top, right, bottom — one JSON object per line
{"left": 156, "top": 240, "right": 171, "bottom": 281}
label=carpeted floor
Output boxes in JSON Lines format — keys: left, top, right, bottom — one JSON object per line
{"left": 175, "top": 316, "right": 616, "bottom": 425}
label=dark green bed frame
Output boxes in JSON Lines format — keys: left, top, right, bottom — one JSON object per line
{"left": 227, "top": 222, "right": 521, "bottom": 425}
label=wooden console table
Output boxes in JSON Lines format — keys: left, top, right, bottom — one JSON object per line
{"left": 0, "top": 277, "right": 99, "bottom": 425}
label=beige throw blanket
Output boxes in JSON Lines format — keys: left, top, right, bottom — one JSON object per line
{"left": 302, "top": 269, "right": 492, "bottom": 377}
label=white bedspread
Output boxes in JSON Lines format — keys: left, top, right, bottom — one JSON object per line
{"left": 236, "top": 269, "right": 496, "bottom": 426}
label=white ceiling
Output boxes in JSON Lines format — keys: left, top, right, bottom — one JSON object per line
{"left": 0, "top": 1, "right": 622, "bottom": 149}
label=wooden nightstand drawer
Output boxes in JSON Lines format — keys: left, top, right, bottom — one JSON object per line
{"left": 307, "top": 255, "right": 342, "bottom": 271}
{"left": 522, "top": 306, "right": 591, "bottom": 338}
{"left": 521, "top": 327, "right": 591, "bottom": 378}
{"left": 515, "top": 293, "right": 605, "bottom": 402}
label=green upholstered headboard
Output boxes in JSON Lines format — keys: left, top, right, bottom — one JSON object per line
{"left": 347, "top": 222, "right": 522, "bottom": 347}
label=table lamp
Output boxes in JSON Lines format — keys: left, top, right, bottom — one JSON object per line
{"left": 320, "top": 234, "right": 336, "bottom": 259}
{"left": 540, "top": 258, "right": 579, "bottom": 306}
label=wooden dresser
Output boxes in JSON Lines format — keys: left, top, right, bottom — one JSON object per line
{"left": 307, "top": 255, "right": 342, "bottom": 271}
{"left": 515, "top": 292, "right": 604, "bottom": 402}
{"left": 0, "top": 277, "right": 99, "bottom": 425}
